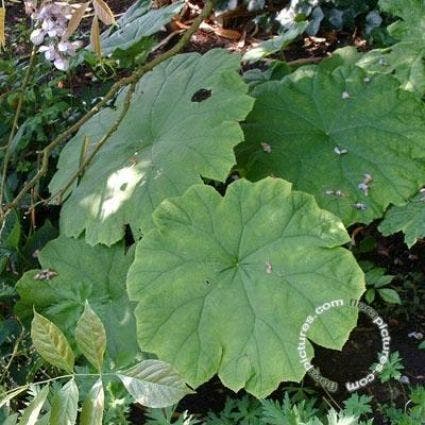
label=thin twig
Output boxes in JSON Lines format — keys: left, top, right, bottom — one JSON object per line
{"left": 0, "top": 48, "right": 36, "bottom": 216}
{"left": 1, "top": 371, "right": 117, "bottom": 398}
{"left": 50, "top": 82, "right": 137, "bottom": 204}
{"left": 0, "top": 328, "right": 25, "bottom": 385}
{"left": 151, "top": 29, "right": 184, "bottom": 54}
{"left": 25, "top": 83, "right": 136, "bottom": 211}
{"left": 322, "top": 386, "right": 342, "bottom": 411}
{"left": 286, "top": 56, "right": 324, "bottom": 67}
{"left": 1, "top": 0, "right": 214, "bottom": 218}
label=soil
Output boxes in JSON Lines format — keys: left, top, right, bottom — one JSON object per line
{"left": 129, "top": 303, "right": 424, "bottom": 424}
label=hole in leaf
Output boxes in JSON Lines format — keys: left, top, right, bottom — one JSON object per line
{"left": 191, "top": 89, "right": 212, "bottom": 102}
{"left": 120, "top": 183, "right": 128, "bottom": 191}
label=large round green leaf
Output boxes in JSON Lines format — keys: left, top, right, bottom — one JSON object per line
{"left": 49, "top": 49, "right": 254, "bottom": 246}
{"left": 127, "top": 178, "right": 365, "bottom": 397}
{"left": 16, "top": 236, "right": 138, "bottom": 367}
{"left": 236, "top": 65, "right": 425, "bottom": 226}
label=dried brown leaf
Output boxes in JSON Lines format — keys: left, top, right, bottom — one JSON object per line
{"left": 92, "top": 0, "right": 116, "bottom": 26}
{"left": 90, "top": 15, "right": 102, "bottom": 58}
{"left": 63, "top": 2, "right": 89, "bottom": 40}
{"left": 0, "top": 8, "right": 6, "bottom": 50}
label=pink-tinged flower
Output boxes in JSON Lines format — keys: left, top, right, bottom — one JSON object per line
{"left": 54, "top": 55, "right": 69, "bottom": 71}
{"left": 35, "top": 5, "right": 52, "bottom": 20}
{"left": 41, "top": 18, "right": 54, "bottom": 31}
{"left": 24, "top": 1, "right": 37, "bottom": 15}
{"left": 57, "top": 40, "right": 69, "bottom": 52}
{"left": 30, "top": 28, "right": 46, "bottom": 45}
{"left": 31, "top": 1, "right": 81, "bottom": 71}
{"left": 39, "top": 44, "right": 56, "bottom": 61}
{"left": 57, "top": 40, "right": 82, "bottom": 56}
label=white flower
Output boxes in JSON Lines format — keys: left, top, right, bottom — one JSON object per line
{"left": 57, "top": 40, "right": 81, "bottom": 57}
{"left": 41, "top": 18, "right": 55, "bottom": 31}
{"left": 57, "top": 41, "right": 68, "bottom": 52}
{"left": 30, "top": 28, "right": 46, "bottom": 45}
{"left": 399, "top": 375, "right": 410, "bottom": 385}
{"left": 36, "top": 5, "right": 52, "bottom": 20}
{"left": 57, "top": 40, "right": 72, "bottom": 53}
{"left": 39, "top": 44, "right": 57, "bottom": 61}
{"left": 54, "top": 56, "right": 69, "bottom": 71}
{"left": 24, "top": 0, "right": 37, "bottom": 15}
{"left": 30, "top": 1, "right": 81, "bottom": 71}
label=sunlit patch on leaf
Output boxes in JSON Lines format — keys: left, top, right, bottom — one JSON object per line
{"left": 49, "top": 49, "right": 254, "bottom": 246}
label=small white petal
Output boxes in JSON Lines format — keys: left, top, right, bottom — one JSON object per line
{"left": 39, "top": 44, "right": 56, "bottom": 61}
{"left": 399, "top": 375, "right": 410, "bottom": 385}
{"left": 334, "top": 146, "right": 348, "bottom": 155}
{"left": 57, "top": 41, "right": 69, "bottom": 52}
{"left": 30, "top": 28, "right": 46, "bottom": 45}
{"left": 353, "top": 203, "right": 367, "bottom": 210}
{"left": 408, "top": 331, "right": 424, "bottom": 340}
{"left": 45, "top": 50, "right": 56, "bottom": 61}
{"left": 54, "top": 56, "right": 69, "bottom": 71}
{"left": 260, "top": 142, "right": 272, "bottom": 153}
{"left": 42, "top": 18, "right": 55, "bottom": 31}
{"left": 364, "top": 173, "right": 372, "bottom": 181}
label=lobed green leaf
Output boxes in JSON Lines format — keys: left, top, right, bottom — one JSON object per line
{"left": 49, "top": 49, "right": 254, "bottom": 246}
{"left": 357, "top": 0, "right": 425, "bottom": 96}
{"left": 100, "top": 1, "right": 184, "bottom": 55}
{"left": 379, "top": 191, "right": 425, "bottom": 247}
{"left": 128, "top": 177, "right": 365, "bottom": 397}
{"left": 236, "top": 65, "right": 425, "bottom": 226}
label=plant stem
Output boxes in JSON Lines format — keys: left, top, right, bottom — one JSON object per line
{"left": 322, "top": 385, "right": 342, "bottom": 411}
{"left": 0, "top": 48, "right": 36, "bottom": 217}
{"left": 1, "top": 372, "right": 117, "bottom": 398}
{"left": 286, "top": 56, "right": 323, "bottom": 67}
{"left": 0, "top": 328, "right": 25, "bottom": 386}
{"left": 1, "top": 0, "right": 214, "bottom": 219}
{"left": 51, "top": 81, "right": 137, "bottom": 204}
{"left": 24, "top": 81, "right": 137, "bottom": 211}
